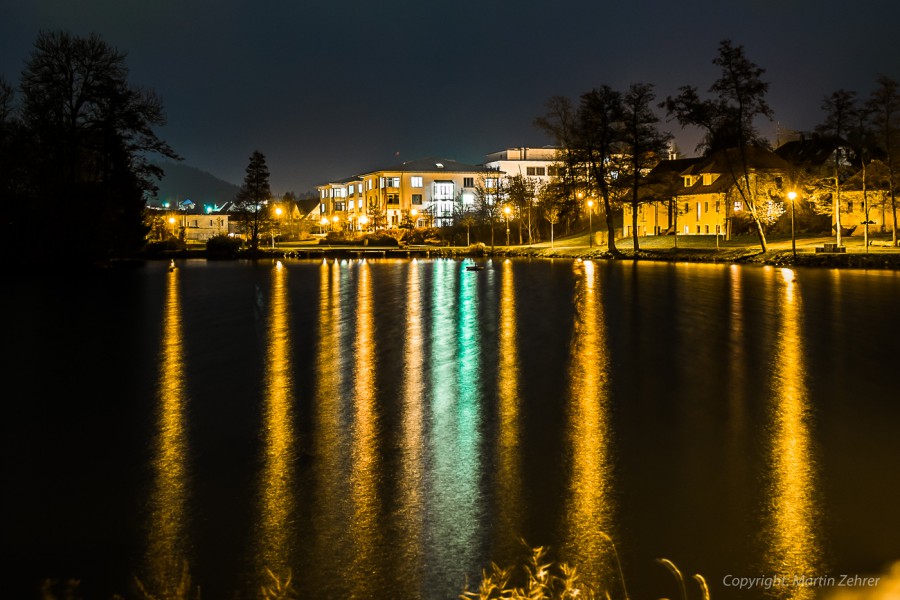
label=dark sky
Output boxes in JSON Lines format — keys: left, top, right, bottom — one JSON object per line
{"left": 3, "top": 0, "right": 899, "bottom": 194}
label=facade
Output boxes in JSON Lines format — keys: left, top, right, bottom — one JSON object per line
{"left": 317, "top": 158, "right": 496, "bottom": 229}
{"left": 623, "top": 148, "right": 793, "bottom": 239}
{"left": 482, "top": 147, "right": 561, "bottom": 187}
{"left": 151, "top": 209, "right": 229, "bottom": 242}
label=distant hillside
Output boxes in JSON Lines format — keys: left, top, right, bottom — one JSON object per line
{"left": 150, "top": 161, "right": 240, "bottom": 208}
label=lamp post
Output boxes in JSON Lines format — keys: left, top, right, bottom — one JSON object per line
{"left": 331, "top": 215, "right": 339, "bottom": 232}
{"left": 273, "top": 206, "right": 283, "bottom": 248}
{"left": 411, "top": 208, "right": 418, "bottom": 229}
{"left": 787, "top": 191, "right": 797, "bottom": 259}
{"left": 319, "top": 217, "right": 329, "bottom": 235}
{"left": 168, "top": 216, "right": 176, "bottom": 240}
{"left": 587, "top": 199, "right": 594, "bottom": 248}
{"left": 358, "top": 214, "right": 369, "bottom": 232}
{"left": 503, "top": 205, "right": 511, "bottom": 246}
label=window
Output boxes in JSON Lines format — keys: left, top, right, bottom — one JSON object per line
{"left": 387, "top": 194, "right": 399, "bottom": 205}
{"left": 715, "top": 200, "right": 720, "bottom": 213}
{"left": 349, "top": 200, "right": 355, "bottom": 210}
{"left": 366, "top": 180, "right": 373, "bottom": 191}
{"left": 485, "top": 178, "right": 497, "bottom": 188}
{"left": 684, "top": 176, "right": 693, "bottom": 187}
{"left": 848, "top": 200, "right": 854, "bottom": 212}
{"left": 697, "top": 225, "right": 701, "bottom": 233}
{"left": 696, "top": 203, "right": 701, "bottom": 221}
{"left": 705, "top": 225, "right": 709, "bottom": 234}
{"left": 684, "top": 202, "right": 689, "bottom": 213}
{"left": 704, "top": 201, "right": 709, "bottom": 213}
{"left": 411, "top": 176, "right": 423, "bottom": 188}
{"left": 464, "top": 177, "right": 474, "bottom": 188}
{"left": 702, "top": 173, "right": 712, "bottom": 186}
{"left": 548, "top": 166, "right": 563, "bottom": 177}
{"left": 716, "top": 224, "right": 721, "bottom": 234}
{"left": 734, "top": 201, "right": 743, "bottom": 212}
{"left": 526, "top": 166, "right": 546, "bottom": 176}
{"left": 335, "top": 202, "right": 345, "bottom": 211}
{"left": 412, "top": 194, "right": 422, "bottom": 205}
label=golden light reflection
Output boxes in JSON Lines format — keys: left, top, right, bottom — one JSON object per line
{"left": 496, "top": 259, "right": 522, "bottom": 551}
{"left": 727, "top": 265, "right": 748, "bottom": 492}
{"left": 564, "top": 260, "right": 617, "bottom": 594}
{"left": 312, "top": 259, "right": 349, "bottom": 567}
{"left": 351, "top": 260, "right": 381, "bottom": 596}
{"left": 398, "top": 259, "right": 425, "bottom": 588}
{"left": 256, "top": 261, "right": 296, "bottom": 579}
{"left": 147, "top": 267, "right": 189, "bottom": 594}
{"left": 766, "top": 269, "right": 822, "bottom": 599}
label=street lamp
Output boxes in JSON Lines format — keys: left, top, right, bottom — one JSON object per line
{"left": 587, "top": 199, "right": 594, "bottom": 248}
{"left": 410, "top": 208, "right": 418, "bottom": 228}
{"left": 358, "top": 214, "right": 369, "bottom": 231}
{"left": 331, "top": 215, "right": 339, "bottom": 232}
{"left": 503, "top": 205, "right": 511, "bottom": 246}
{"left": 319, "top": 216, "right": 329, "bottom": 234}
{"left": 168, "top": 216, "right": 176, "bottom": 240}
{"left": 787, "top": 191, "right": 797, "bottom": 259}
{"left": 272, "top": 206, "right": 283, "bottom": 248}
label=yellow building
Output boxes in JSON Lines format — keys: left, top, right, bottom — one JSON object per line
{"left": 317, "top": 158, "right": 495, "bottom": 230}
{"left": 624, "top": 148, "right": 793, "bottom": 239}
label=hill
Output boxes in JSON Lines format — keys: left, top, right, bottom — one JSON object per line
{"left": 150, "top": 161, "right": 240, "bottom": 208}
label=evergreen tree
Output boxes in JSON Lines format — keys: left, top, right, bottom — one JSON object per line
{"left": 235, "top": 150, "right": 272, "bottom": 250}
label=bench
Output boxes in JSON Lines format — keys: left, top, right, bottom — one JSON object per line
{"left": 815, "top": 243, "right": 847, "bottom": 253}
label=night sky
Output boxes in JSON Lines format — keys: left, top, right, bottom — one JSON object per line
{"left": 3, "top": 0, "right": 899, "bottom": 194}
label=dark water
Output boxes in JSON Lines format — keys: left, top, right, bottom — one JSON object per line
{"left": 3, "top": 258, "right": 899, "bottom": 600}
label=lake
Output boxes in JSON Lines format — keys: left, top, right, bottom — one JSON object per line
{"left": 3, "top": 258, "right": 899, "bottom": 599}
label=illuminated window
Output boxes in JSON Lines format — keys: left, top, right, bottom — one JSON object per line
{"left": 696, "top": 203, "right": 701, "bottom": 221}
{"left": 411, "top": 176, "right": 423, "bottom": 188}
{"left": 734, "top": 201, "right": 743, "bottom": 212}
{"left": 486, "top": 178, "right": 497, "bottom": 188}
{"left": 366, "top": 180, "right": 373, "bottom": 191}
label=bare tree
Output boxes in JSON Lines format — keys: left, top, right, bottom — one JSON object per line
{"left": 663, "top": 40, "right": 774, "bottom": 251}
{"left": 867, "top": 76, "right": 899, "bottom": 245}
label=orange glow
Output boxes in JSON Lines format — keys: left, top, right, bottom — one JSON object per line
{"left": 146, "top": 268, "right": 189, "bottom": 594}
{"left": 565, "top": 260, "right": 616, "bottom": 591}
{"left": 765, "top": 270, "right": 822, "bottom": 598}
{"left": 255, "top": 261, "right": 296, "bottom": 578}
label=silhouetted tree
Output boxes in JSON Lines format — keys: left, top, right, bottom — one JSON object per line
{"left": 664, "top": 40, "right": 774, "bottom": 251}
{"left": 235, "top": 150, "right": 272, "bottom": 251}
{"left": 10, "top": 31, "right": 178, "bottom": 264}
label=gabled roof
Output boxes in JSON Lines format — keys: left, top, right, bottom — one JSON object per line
{"left": 689, "top": 146, "right": 793, "bottom": 174}
{"left": 775, "top": 134, "right": 850, "bottom": 167}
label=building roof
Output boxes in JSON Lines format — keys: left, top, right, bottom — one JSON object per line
{"left": 774, "top": 134, "right": 849, "bottom": 167}
{"left": 361, "top": 157, "right": 495, "bottom": 175}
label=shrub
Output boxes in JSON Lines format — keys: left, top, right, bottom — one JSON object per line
{"left": 206, "top": 234, "right": 242, "bottom": 259}
{"left": 143, "top": 238, "right": 186, "bottom": 258}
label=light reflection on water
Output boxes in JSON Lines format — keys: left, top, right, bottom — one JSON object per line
{"left": 13, "top": 258, "right": 897, "bottom": 600}
{"left": 765, "top": 268, "right": 822, "bottom": 599}
{"left": 564, "top": 260, "right": 617, "bottom": 596}
{"left": 145, "top": 268, "right": 189, "bottom": 594}
{"left": 255, "top": 261, "right": 296, "bottom": 583}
